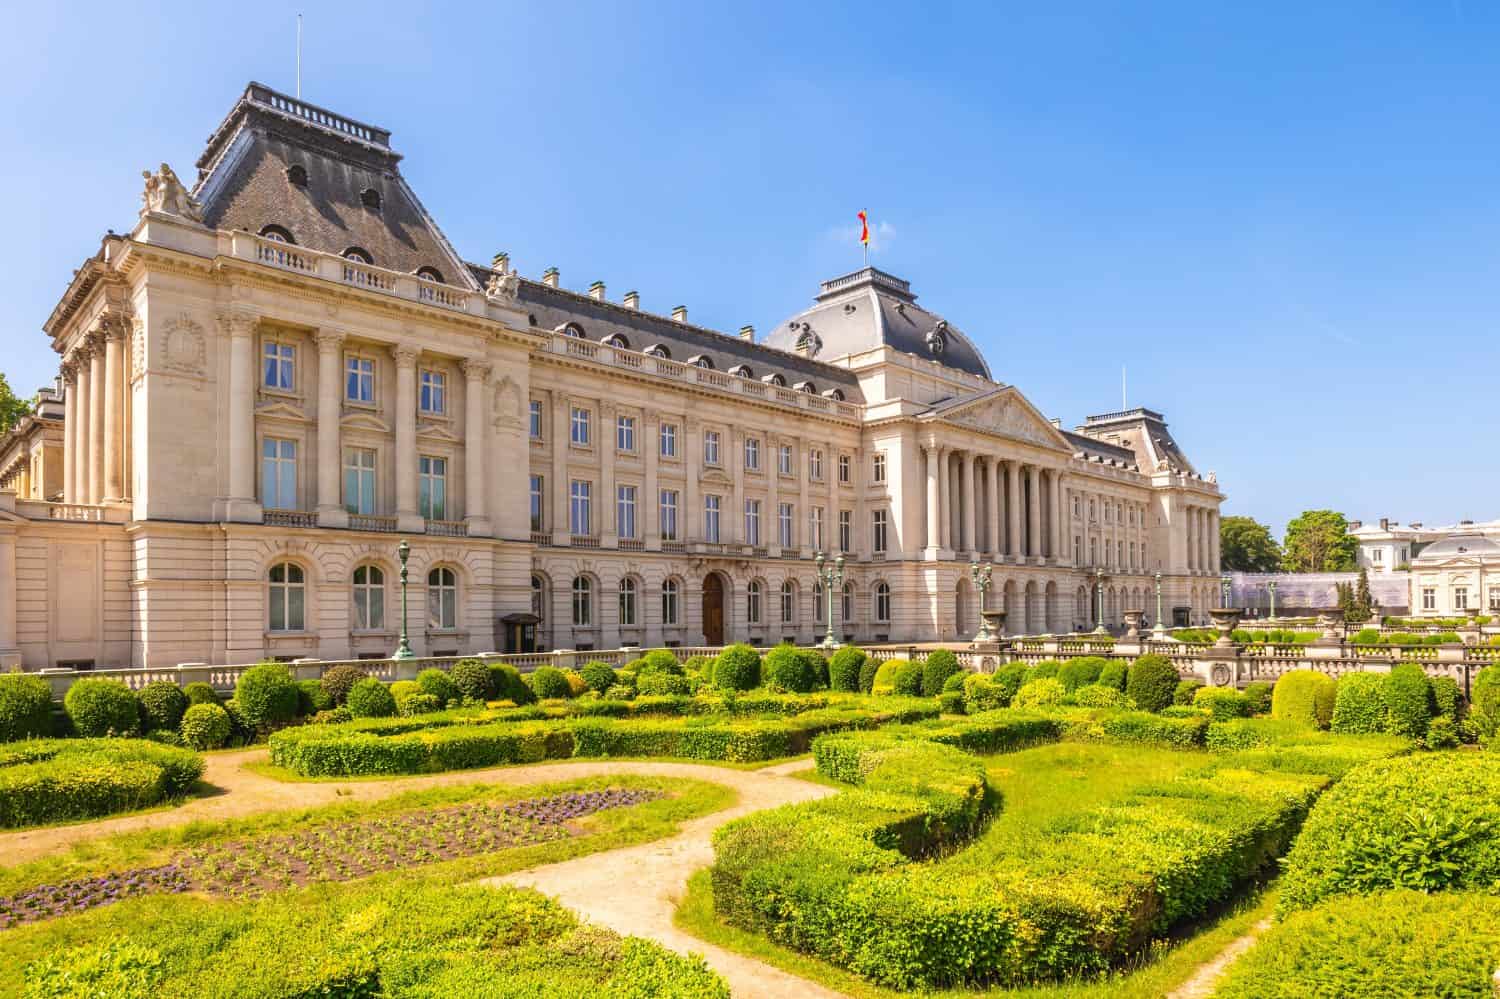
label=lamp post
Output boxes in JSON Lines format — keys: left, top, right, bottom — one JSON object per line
{"left": 1221, "top": 575, "right": 1232, "bottom": 609}
{"left": 392, "top": 539, "right": 415, "bottom": 660}
{"left": 1093, "top": 568, "right": 1108, "bottom": 635}
{"left": 969, "top": 559, "right": 994, "bottom": 641}
{"left": 814, "top": 551, "right": 845, "bottom": 651}
{"left": 1152, "top": 571, "right": 1169, "bottom": 639}
{"left": 1267, "top": 579, "right": 1277, "bottom": 622}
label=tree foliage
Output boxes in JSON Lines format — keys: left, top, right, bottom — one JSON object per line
{"left": 1219, "top": 515, "right": 1281, "bottom": 572}
{"left": 1281, "top": 510, "right": 1358, "bottom": 573}
{"left": 0, "top": 373, "right": 31, "bottom": 435}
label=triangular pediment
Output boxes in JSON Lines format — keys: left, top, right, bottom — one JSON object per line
{"left": 925, "top": 387, "right": 1072, "bottom": 451}
{"left": 255, "top": 399, "right": 310, "bottom": 424}
{"left": 341, "top": 411, "right": 391, "bottom": 434}
{"left": 416, "top": 422, "right": 461, "bottom": 444}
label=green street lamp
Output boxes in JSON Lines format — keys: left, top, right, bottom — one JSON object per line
{"left": 1267, "top": 579, "right": 1277, "bottom": 621}
{"left": 1152, "top": 571, "right": 1168, "bottom": 639}
{"left": 969, "top": 559, "right": 994, "bottom": 641}
{"left": 1221, "top": 575, "right": 1232, "bottom": 609}
{"left": 1093, "top": 568, "right": 1108, "bottom": 635}
{"left": 814, "top": 551, "right": 846, "bottom": 651}
{"left": 392, "top": 539, "right": 415, "bottom": 660}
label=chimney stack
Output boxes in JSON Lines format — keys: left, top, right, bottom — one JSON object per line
{"left": 588, "top": 280, "right": 606, "bottom": 301}
{"left": 671, "top": 305, "right": 688, "bottom": 323}
{"left": 1349, "top": 520, "right": 1362, "bottom": 530}
{"left": 738, "top": 324, "right": 755, "bottom": 342}
{"left": 541, "top": 267, "right": 560, "bottom": 288}
{"left": 1380, "top": 518, "right": 1389, "bottom": 530}
{"left": 623, "top": 290, "right": 640, "bottom": 310}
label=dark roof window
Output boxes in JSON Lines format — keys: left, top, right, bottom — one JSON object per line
{"left": 644, "top": 344, "right": 670, "bottom": 359}
{"left": 557, "top": 323, "right": 585, "bottom": 338}
{"left": 285, "top": 164, "right": 308, "bottom": 187}
{"left": 360, "top": 187, "right": 382, "bottom": 210}
{"left": 602, "top": 333, "right": 629, "bottom": 349}
{"left": 728, "top": 364, "right": 753, "bottom": 378}
{"left": 762, "top": 373, "right": 786, "bottom": 387}
{"left": 416, "top": 266, "right": 444, "bottom": 283}
{"left": 343, "top": 247, "right": 373, "bottom": 264}
{"left": 259, "top": 224, "right": 295, "bottom": 243}
{"left": 795, "top": 380, "right": 817, "bottom": 394}
{"left": 824, "top": 388, "right": 846, "bottom": 401}
{"left": 688, "top": 354, "right": 714, "bottom": 369}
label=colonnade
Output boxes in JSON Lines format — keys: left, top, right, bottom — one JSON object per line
{"left": 922, "top": 444, "right": 1066, "bottom": 564}
{"left": 1184, "top": 503, "right": 1220, "bottom": 573}
{"left": 61, "top": 314, "right": 130, "bottom": 506}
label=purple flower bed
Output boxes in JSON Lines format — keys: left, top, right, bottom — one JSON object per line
{"left": 0, "top": 787, "right": 665, "bottom": 929}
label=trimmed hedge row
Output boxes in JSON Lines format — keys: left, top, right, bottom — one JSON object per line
{"left": 0, "top": 738, "right": 203, "bottom": 828}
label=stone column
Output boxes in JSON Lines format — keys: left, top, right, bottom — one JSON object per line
{"left": 61, "top": 361, "right": 76, "bottom": 504}
{"left": 1184, "top": 504, "right": 1196, "bottom": 571}
{"left": 0, "top": 524, "right": 17, "bottom": 669}
{"left": 924, "top": 444, "right": 941, "bottom": 555}
{"left": 795, "top": 435, "right": 809, "bottom": 552}
{"left": 1026, "top": 465, "right": 1042, "bottom": 560}
{"left": 687, "top": 419, "right": 703, "bottom": 544}
{"left": 989, "top": 459, "right": 1003, "bottom": 557}
{"left": 102, "top": 320, "right": 126, "bottom": 503}
{"left": 72, "top": 347, "right": 91, "bottom": 505}
{"left": 825, "top": 440, "right": 837, "bottom": 550}
{"left": 767, "top": 435, "right": 780, "bottom": 554}
{"left": 315, "top": 330, "right": 346, "bottom": 526}
{"left": 1053, "top": 471, "right": 1067, "bottom": 564}
{"left": 601, "top": 403, "right": 617, "bottom": 545}
{"left": 644, "top": 414, "right": 660, "bottom": 549}
{"left": 461, "top": 359, "right": 491, "bottom": 534}
{"left": 551, "top": 394, "right": 569, "bottom": 543}
{"left": 221, "top": 312, "right": 260, "bottom": 521}
{"left": 1006, "top": 461, "right": 1022, "bottom": 561}
{"left": 87, "top": 333, "right": 106, "bottom": 505}
{"left": 852, "top": 446, "right": 866, "bottom": 559}
{"left": 1210, "top": 510, "right": 1220, "bottom": 572}
{"left": 392, "top": 344, "right": 422, "bottom": 532}
{"left": 729, "top": 427, "right": 744, "bottom": 545}
{"left": 960, "top": 451, "right": 976, "bottom": 556}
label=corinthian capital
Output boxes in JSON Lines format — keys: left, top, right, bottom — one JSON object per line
{"left": 460, "top": 357, "right": 492, "bottom": 381}
{"left": 217, "top": 310, "right": 259, "bottom": 340}
{"left": 391, "top": 343, "right": 421, "bottom": 369}
{"left": 315, "top": 328, "right": 347, "bottom": 353}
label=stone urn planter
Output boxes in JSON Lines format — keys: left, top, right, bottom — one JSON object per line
{"left": 1122, "top": 609, "right": 1145, "bottom": 639}
{"left": 1315, "top": 608, "right": 1345, "bottom": 646}
{"left": 1208, "top": 608, "right": 1242, "bottom": 648}
{"left": 979, "top": 609, "right": 1007, "bottom": 642}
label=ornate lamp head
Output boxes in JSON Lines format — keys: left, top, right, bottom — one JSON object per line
{"left": 397, "top": 539, "right": 411, "bottom": 564}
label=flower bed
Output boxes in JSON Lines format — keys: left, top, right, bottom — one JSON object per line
{"left": 0, "top": 739, "right": 203, "bottom": 829}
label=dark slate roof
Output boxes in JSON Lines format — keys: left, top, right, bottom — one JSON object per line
{"left": 1076, "top": 408, "right": 1196, "bottom": 475}
{"left": 192, "top": 83, "right": 473, "bottom": 287}
{"left": 1414, "top": 534, "right": 1500, "bottom": 560}
{"left": 763, "top": 268, "right": 992, "bottom": 380}
{"left": 1062, "top": 430, "right": 1138, "bottom": 466}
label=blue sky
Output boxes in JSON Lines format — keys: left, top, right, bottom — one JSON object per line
{"left": 2, "top": 2, "right": 1495, "bottom": 537}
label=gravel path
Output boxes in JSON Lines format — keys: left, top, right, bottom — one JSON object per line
{"left": 1166, "top": 917, "right": 1273, "bottom": 999}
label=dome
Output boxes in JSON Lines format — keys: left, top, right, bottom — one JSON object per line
{"left": 1413, "top": 534, "right": 1500, "bottom": 561}
{"left": 763, "top": 268, "right": 992, "bottom": 379}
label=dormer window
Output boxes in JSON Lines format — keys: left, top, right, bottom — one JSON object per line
{"left": 762, "top": 373, "right": 786, "bottom": 387}
{"left": 259, "top": 225, "right": 295, "bottom": 244}
{"left": 688, "top": 355, "right": 713, "bottom": 369}
{"left": 602, "top": 333, "right": 629, "bottom": 349}
{"left": 794, "top": 381, "right": 816, "bottom": 394}
{"left": 343, "top": 247, "right": 373, "bottom": 265}
{"left": 926, "top": 320, "right": 948, "bottom": 355}
{"left": 644, "top": 344, "right": 670, "bottom": 359}
{"left": 824, "top": 388, "right": 845, "bottom": 401}
{"left": 416, "top": 267, "right": 444, "bottom": 284}
{"left": 285, "top": 164, "right": 309, "bottom": 188}
{"left": 360, "top": 187, "right": 382, "bottom": 210}
{"left": 558, "top": 323, "right": 586, "bottom": 339}
{"left": 728, "top": 364, "right": 753, "bottom": 378}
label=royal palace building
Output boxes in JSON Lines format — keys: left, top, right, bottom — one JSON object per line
{"left": 0, "top": 82, "right": 1225, "bottom": 670}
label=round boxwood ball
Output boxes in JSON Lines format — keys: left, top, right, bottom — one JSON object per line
{"left": 64, "top": 678, "right": 140, "bottom": 737}
{"left": 579, "top": 660, "right": 618, "bottom": 695}
{"left": 234, "top": 662, "right": 299, "bottom": 729}
{"left": 346, "top": 677, "right": 397, "bottom": 718}
{"left": 179, "top": 702, "right": 232, "bottom": 750}
{"left": 1125, "top": 654, "right": 1180, "bottom": 713}
{"left": 639, "top": 649, "right": 684, "bottom": 676}
{"left": 764, "top": 644, "right": 818, "bottom": 693}
{"left": 1382, "top": 663, "right": 1434, "bottom": 738}
{"left": 1057, "top": 656, "right": 1107, "bottom": 693}
{"left": 529, "top": 666, "right": 573, "bottom": 700}
{"left": 712, "top": 644, "right": 762, "bottom": 692}
{"left": 182, "top": 682, "right": 221, "bottom": 707}
{"left": 487, "top": 663, "right": 536, "bottom": 705}
{"left": 296, "top": 679, "right": 333, "bottom": 716}
{"left": 1271, "top": 670, "right": 1338, "bottom": 729}
{"left": 828, "top": 646, "right": 866, "bottom": 692}
{"left": 892, "top": 659, "right": 924, "bottom": 697}
{"left": 319, "top": 665, "right": 369, "bottom": 707}
{"left": 449, "top": 659, "right": 493, "bottom": 701}
{"left": 858, "top": 656, "right": 881, "bottom": 694}
{"left": 137, "top": 681, "right": 189, "bottom": 732}
{"left": 1098, "top": 659, "right": 1129, "bottom": 691}
{"left": 921, "top": 649, "right": 962, "bottom": 697}
{"left": 416, "top": 668, "right": 460, "bottom": 706}
{"left": 0, "top": 673, "right": 53, "bottom": 742}
{"left": 1331, "top": 672, "right": 1386, "bottom": 734}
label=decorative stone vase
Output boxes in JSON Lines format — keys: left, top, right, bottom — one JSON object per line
{"left": 1208, "top": 607, "right": 1242, "bottom": 648}
{"left": 1316, "top": 608, "right": 1345, "bottom": 645}
{"left": 979, "top": 609, "right": 1006, "bottom": 642}
{"left": 1122, "top": 610, "right": 1144, "bottom": 639}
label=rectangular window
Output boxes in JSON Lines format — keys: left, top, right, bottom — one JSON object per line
{"left": 529, "top": 475, "right": 544, "bottom": 531}
{"left": 617, "top": 485, "right": 637, "bottom": 539}
{"left": 660, "top": 422, "right": 678, "bottom": 458}
{"left": 570, "top": 407, "right": 591, "bottom": 446}
{"left": 744, "top": 499, "right": 761, "bottom": 546}
{"left": 781, "top": 584, "right": 794, "bottom": 623}
{"left": 1073, "top": 496, "right": 1081, "bottom": 517}
{"left": 342, "top": 447, "right": 376, "bottom": 515}
{"left": 704, "top": 430, "right": 721, "bottom": 466}
{"left": 659, "top": 489, "right": 679, "bottom": 541}
{"left": 263, "top": 342, "right": 295, "bottom": 391}
{"left": 260, "top": 438, "right": 297, "bottom": 510}
{"left": 872, "top": 453, "right": 886, "bottom": 483}
{"left": 1074, "top": 535, "right": 1082, "bottom": 564}
{"left": 529, "top": 400, "right": 543, "bottom": 440}
{"left": 811, "top": 506, "right": 824, "bottom": 551}
{"left": 419, "top": 369, "right": 446, "bottom": 414}
{"left": 1372, "top": 548, "right": 1384, "bottom": 563}
{"left": 778, "top": 503, "right": 794, "bottom": 548}
{"left": 345, "top": 356, "right": 374, "bottom": 404}
{"left": 704, "top": 495, "right": 721, "bottom": 543}
{"left": 569, "top": 480, "right": 592, "bottom": 536}
{"left": 418, "top": 456, "right": 447, "bottom": 520}
{"left": 616, "top": 415, "right": 636, "bottom": 452}
{"left": 809, "top": 449, "right": 824, "bottom": 481}
{"left": 662, "top": 582, "right": 679, "bottom": 625}
{"left": 1089, "top": 537, "right": 1098, "bottom": 567}
{"left": 778, "top": 444, "right": 794, "bottom": 476}
{"left": 1454, "top": 587, "right": 1469, "bottom": 611}
{"left": 839, "top": 510, "right": 851, "bottom": 553}
{"left": 873, "top": 509, "right": 888, "bottom": 553}
{"left": 1490, "top": 586, "right": 1500, "bottom": 611}
{"left": 1117, "top": 540, "right": 1124, "bottom": 567}
{"left": 838, "top": 454, "right": 851, "bottom": 483}
{"left": 744, "top": 437, "right": 760, "bottom": 471}
{"left": 1422, "top": 587, "right": 1436, "bottom": 610}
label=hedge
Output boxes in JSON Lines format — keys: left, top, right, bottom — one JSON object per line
{"left": 763, "top": 644, "right": 820, "bottom": 693}
{"left": 0, "top": 673, "right": 53, "bottom": 742}
{"left": 921, "top": 649, "right": 962, "bottom": 696}
{"left": 1429, "top": 675, "right": 1463, "bottom": 724}
{"left": 63, "top": 679, "right": 139, "bottom": 738}
{"left": 1193, "top": 686, "right": 1249, "bottom": 722}
{"left": 1173, "top": 678, "right": 1204, "bottom": 706}
{"left": 1271, "top": 670, "right": 1337, "bottom": 729}
{"left": 1055, "top": 655, "right": 1106, "bottom": 692}
{"left": 829, "top": 646, "right": 866, "bottom": 692}
{"left": 712, "top": 644, "right": 761, "bottom": 691}
{"left": 857, "top": 656, "right": 881, "bottom": 694}
{"left": 1242, "top": 680, "right": 1273, "bottom": 716}
{"left": 234, "top": 663, "right": 299, "bottom": 730}
{"left": 1215, "top": 890, "right": 1500, "bottom": 999}
{"left": 1331, "top": 673, "right": 1386, "bottom": 734}
{"left": 1098, "top": 659, "right": 1128, "bottom": 690}
{"left": 1125, "top": 654, "right": 1178, "bottom": 712}
{"left": 0, "top": 738, "right": 203, "bottom": 828}
{"left": 1074, "top": 683, "right": 1128, "bottom": 709}
{"left": 1012, "top": 677, "right": 1067, "bottom": 708}
{"left": 1380, "top": 663, "right": 1432, "bottom": 738}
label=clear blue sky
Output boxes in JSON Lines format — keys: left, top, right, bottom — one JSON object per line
{"left": 3, "top": 2, "right": 1495, "bottom": 537}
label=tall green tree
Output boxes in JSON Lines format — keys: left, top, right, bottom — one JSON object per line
{"left": 1281, "top": 509, "right": 1359, "bottom": 573}
{"left": 1353, "top": 567, "right": 1374, "bottom": 621}
{"left": 0, "top": 373, "right": 29, "bottom": 435}
{"left": 1219, "top": 515, "right": 1281, "bottom": 571}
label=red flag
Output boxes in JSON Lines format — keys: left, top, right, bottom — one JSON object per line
{"left": 858, "top": 210, "right": 869, "bottom": 246}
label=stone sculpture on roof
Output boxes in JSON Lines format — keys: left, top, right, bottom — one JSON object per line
{"left": 140, "top": 163, "right": 203, "bottom": 222}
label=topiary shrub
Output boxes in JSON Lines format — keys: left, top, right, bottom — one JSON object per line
{"left": 1124, "top": 654, "right": 1179, "bottom": 713}
{"left": 604, "top": 684, "right": 635, "bottom": 701}
{"left": 1331, "top": 673, "right": 1386, "bottom": 734}
{"left": 870, "top": 659, "right": 906, "bottom": 696}
{"left": 1012, "top": 677, "right": 1067, "bottom": 709}
{"left": 639, "top": 649, "right": 684, "bottom": 676}
{"left": 829, "top": 646, "right": 866, "bottom": 693}
{"left": 1193, "top": 686, "right": 1248, "bottom": 722}
{"left": 764, "top": 644, "right": 818, "bottom": 693}
{"left": 136, "top": 682, "right": 188, "bottom": 732}
{"left": 529, "top": 666, "right": 572, "bottom": 700}
{"left": 891, "top": 660, "right": 924, "bottom": 697}
{"left": 318, "top": 665, "right": 369, "bottom": 707}
{"left": 1381, "top": 663, "right": 1433, "bottom": 738}
{"left": 1075, "top": 683, "right": 1128, "bottom": 709}
{"left": 1243, "top": 680, "right": 1273, "bottom": 716}
{"left": 295, "top": 679, "right": 332, "bottom": 716}
{"left": 921, "top": 650, "right": 962, "bottom": 697}
{"left": 1057, "top": 656, "right": 1107, "bottom": 693}
{"left": 416, "top": 668, "right": 461, "bottom": 706}
{"left": 1097, "top": 659, "right": 1128, "bottom": 691}
{"left": 179, "top": 702, "right": 232, "bottom": 750}
{"left": 182, "top": 682, "right": 220, "bottom": 707}
{"left": 1424, "top": 716, "right": 1460, "bottom": 750}
{"left": 222, "top": 699, "right": 252, "bottom": 747}
{"left": 1270, "top": 670, "right": 1337, "bottom": 729}
{"left": 400, "top": 692, "right": 442, "bottom": 716}
{"left": 234, "top": 663, "right": 299, "bottom": 731}
{"left": 858, "top": 656, "right": 881, "bottom": 694}
{"left": 991, "top": 662, "right": 1027, "bottom": 707}
{"left": 942, "top": 672, "right": 967, "bottom": 693}
{"left": 1026, "top": 660, "right": 1062, "bottom": 683}
{"left": 579, "top": 661, "right": 618, "bottom": 695}
{"left": 449, "top": 659, "right": 493, "bottom": 701}
{"left": 389, "top": 680, "right": 419, "bottom": 715}
{"left": 713, "top": 644, "right": 761, "bottom": 692}
{"left": 311, "top": 707, "right": 352, "bottom": 726}
{"left": 346, "top": 678, "right": 397, "bottom": 718}
{"left": 487, "top": 664, "right": 536, "bottom": 706}
{"left": 0, "top": 673, "right": 53, "bottom": 742}
{"left": 64, "top": 679, "right": 140, "bottom": 738}
{"left": 1429, "top": 675, "right": 1463, "bottom": 726}
{"left": 637, "top": 672, "right": 693, "bottom": 696}
{"left": 562, "top": 670, "right": 590, "bottom": 697}
{"left": 1174, "top": 679, "right": 1204, "bottom": 706}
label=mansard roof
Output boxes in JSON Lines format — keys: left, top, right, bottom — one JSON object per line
{"left": 1076, "top": 407, "right": 1197, "bottom": 475}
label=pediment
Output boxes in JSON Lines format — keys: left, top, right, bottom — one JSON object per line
{"left": 341, "top": 411, "right": 391, "bottom": 434}
{"left": 699, "top": 468, "right": 733, "bottom": 487}
{"left": 416, "top": 422, "right": 461, "bottom": 444}
{"left": 930, "top": 387, "right": 1072, "bottom": 451}
{"left": 255, "top": 399, "right": 310, "bottom": 424}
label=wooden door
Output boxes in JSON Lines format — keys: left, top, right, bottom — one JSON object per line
{"left": 702, "top": 574, "right": 725, "bottom": 646}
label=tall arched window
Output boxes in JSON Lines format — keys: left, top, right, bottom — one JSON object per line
{"left": 814, "top": 582, "right": 824, "bottom": 623}
{"left": 747, "top": 580, "right": 763, "bottom": 625}
{"left": 841, "top": 582, "right": 854, "bottom": 623}
{"left": 268, "top": 562, "right": 305, "bottom": 632}
{"left": 531, "top": 574, "right": 546, "bottom": 624}
{"left": 427, "top": 567, "right": 457, "bottom": 630}
{"left": 780, "top": 580, "right": 796, "bottom": 623}
{"left": 352, "top": 565, "right": 385, "bottom": 630}
{"left": 874, "top": 582, "right": 891, "bottom": 623}
{"left": 661, "top": 578, "right": 680, "bottom": 626}
{"left": 572, "top": 576, "right": 593, "bottom": 627}
{"left": 618, "top": 577, "right": 638, "bottom": 627}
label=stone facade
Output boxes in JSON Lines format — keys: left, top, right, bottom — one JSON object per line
{"left": 0, "top": 82, "right": 1224, "bottom": 669}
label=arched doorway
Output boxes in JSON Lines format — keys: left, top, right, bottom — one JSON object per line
{"left": 702, "top": 573, "right": 725, "bottom": 646}
{"left": 954, "top": 578, "right": 972, "bottom": 639}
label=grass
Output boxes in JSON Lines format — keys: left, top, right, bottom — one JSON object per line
{"left": 242, "top": 751, "right": 811, "bottom": 784}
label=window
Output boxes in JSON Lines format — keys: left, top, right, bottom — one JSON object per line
{"left": 1073, "top": 496, "right": 1081, "bottom": 517}
{"left": 260, "top": 438, "right": 297, "bottom": 510}
{"left": 1422, "top": 587, "right": 1436, "bottom": 611}
{"left": 343, "top": 447, "right": 376, "bottom": 515}
{"left": 419, "top": 456, "right": 447, "bottom": 520}
{"left": 343, "top": 247, "right": 373, "bottom": 264}
{"left": 811, "top": 506, "right": 825, "bottom": 551}
{"left": 780, "top": 581, "right": 795, "bottom": 622}
{"left": 570, "top": 407, "right": 591, "bottom": 446}
{"left": 704, "top": 430, "right": 721, "bottom": 466}
{"left": 352, "top": 565, "right": 385, "bottom": 630}
{"left": 616, "top": 485, "right": 637, "bottom": 539}
{"left": 259, "top": 224, "right": 294, "bottom": 243}
{"left": 263, "top": 341, "right": 295, "bottom": 391}
{"left": 873, "top": 509, "right": 888, "bottom": 553}
{"left": 874, "top": 582, "right": 891, "bottom": 623}
{"left": 809, "top": 449, "right": 824, "bottom": 480}
{"left": 529, "top": 400, "right": 543, "bottom": 440}
{"left": 529, "top": 475, "right": 544, "bottom": 531}
{"left": 838, "top": 454, "right": 851, "bottom": 483}
{"left": 872, "top": 453, "right": 886, "bottom": 483}
{"left": 1489, "top": 586, "right": 1500, "bottom": 611}
{"left": 778, "top": 502, "right": 794, "bottom": 548}
{"left": 345, "top": 356, "right": 374, "bottom": 404}
{"left": 268, "top": 562, "right": 305, "bottom": 632}
{"left": 839, "top": 510, "right": 851, "bottom": 553}
{"left": 745, "top": 499, "right": 761, "bottom": 546}
{"left": 618, "top": 577, "right": 638, "bottom": 627}
{"left": 569, "top": 481, "right": 592, "bottom": 536}
{"left": 841, "top": 583, "right": 853, "bottom": 622}
{"left": 1089, "top": 499, "right": 1096, "bottom": 520}
{"left": 531, "top": 575, "right": 545, "bottom": 624}
{"left": 1074, "top": 535, "right": 1082, "bottom": 563}
{"left": 1372, "top": 548, "right": 1384, "bottom": 563}
{"left": 659, "top": 422, "right": 678, "bottom": 457}
{"left": 361, "top": 187, "right": 382, "bottom": 210}
{"left": 814, "top": 582, "right": 824, "bottom": 623}
{"left": 704, "top": 495, "right": 722, "bottom": 542}
{"left": 645, "top": 344, "right": 671, "bottom": 359}
{"left": 572, "top": 576, "right": 592, "bottom": 626}
{"left": 419, "top": 369, "right": 446, "bottom": 414}
{"left": 744, "top": 437, "right": 760, "bottom": 471}
{"left": 616, "top": 415, "right": 636, "bottom": 452}
{"left": 1089, "top": 537, "right": 1098, "bottom": 567}
{"left": 1117, "top": 540, "right": 1124, "bottom": 568}
{"left": 427, "top": 567, "right": 457, "bottom": 629}
{"left": 1399, "top": 547, "right": 1409, "bottom": 563}
{"left": 778, "top": 444, "right": 794, "bottom": 476}
{"left": 747, "top": 581, "right": 763, "bottom": 624}
{"left": 659, "top": 489, "right": 679, "bottom": 541}
{"left": 661, "top": 579, "right": 679, "bottom": 625}
{"left": 1454, "top": 587, "right": 1469, "bottom": 611}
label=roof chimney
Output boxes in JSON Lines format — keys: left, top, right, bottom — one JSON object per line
{"left": 1380, "top": 518, "right": 1389, "bottom": 530}
{"left": 623, "top": 290, "right": 640, "bottom": 310}
{"left": 1410, "top": 521, "right": 1422, "bottom": 528}
{"left": 588, "top": 280, "right": 606, "bottom": 301}
{"left": 541, "top": 267, "right": 560, "bottom": 288}
{"left": 671, "top": 305, "right": 688, "bottom": 323}
{"left": 1349, "top": 520, "right": 1362, "bottom": 530}
{"left": 738, "top": 324, "right": 755, "bottom": 342}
